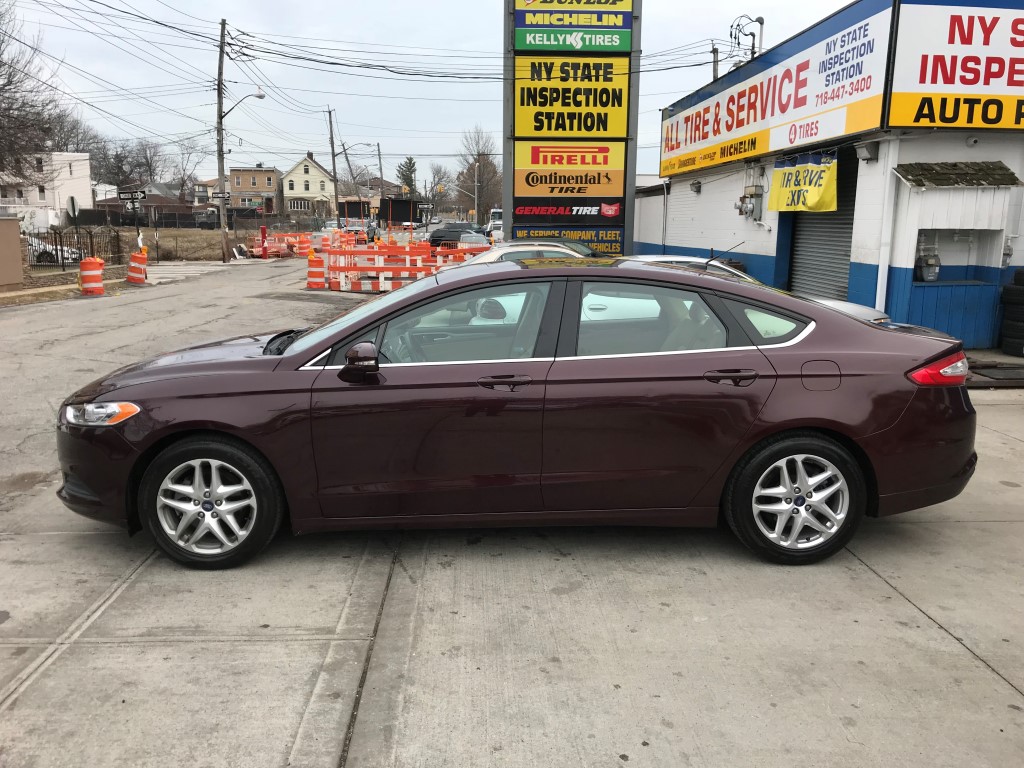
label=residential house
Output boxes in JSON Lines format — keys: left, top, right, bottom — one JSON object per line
{"left": 0, "top": 152, "right": 93, "bottom": 229}
{"left": 282, "top": 152, "right": 336, "bottom": 216}
{"left": 229, "top": 164, "right": 280, "bottom": 213}
{"left": 193, "top": 177, "right": 227, "bottom": 206}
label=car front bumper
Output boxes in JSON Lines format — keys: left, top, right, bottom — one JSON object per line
{"left": 56, "top": 423, "right": 139, "bottom": 529}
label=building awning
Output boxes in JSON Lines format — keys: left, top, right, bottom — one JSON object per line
{"left": 894, "top": 161, "right": 1023, "bottom": 189}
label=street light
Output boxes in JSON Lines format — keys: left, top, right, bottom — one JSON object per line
{"left": 216, "top": 87, "right": 265, "bottom": 262}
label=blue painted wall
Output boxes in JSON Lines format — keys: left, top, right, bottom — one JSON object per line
{"left": 847, "top": 262, "right": 879, "bottom": 308}
{"left": 885, "top": 266, "right": 1003, "bottom": 349}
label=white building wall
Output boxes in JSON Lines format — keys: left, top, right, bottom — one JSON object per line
{"left": 47, "top": 154, "right": 93, "bottom": 212}
{"left": 634, "top": 187, "right": 666, "bottom": 250}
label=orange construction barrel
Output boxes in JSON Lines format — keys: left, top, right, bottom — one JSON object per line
{"left": 79, "top": 257, "right": 105, "bottom": 297}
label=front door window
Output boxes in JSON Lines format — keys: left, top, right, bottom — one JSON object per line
{"left": 378, "top": 283, "right": 552, "bottom": 364}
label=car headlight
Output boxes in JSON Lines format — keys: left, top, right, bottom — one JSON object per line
{"left": 64, "top": 402, "right": 141, "bottom": 427}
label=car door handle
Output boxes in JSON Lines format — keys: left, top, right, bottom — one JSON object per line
{"left": 478, "top": 375, "right": 533, "bottom": 392}
{"left": 587, "top": 304, "right": 608, "bottom": 312}
{"left": 704, "top": 369, "right": 759, "bottom": 387}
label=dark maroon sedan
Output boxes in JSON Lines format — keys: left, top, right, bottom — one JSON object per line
{"left": 57, "top": 260, "right": 977, "bottom": 568}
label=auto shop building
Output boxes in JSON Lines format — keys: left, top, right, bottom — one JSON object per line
{"left": 636, "top": 0, "right": 1024, "bottom": 348}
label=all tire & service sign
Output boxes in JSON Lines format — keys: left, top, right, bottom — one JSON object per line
{"left": 505, "top": 0, "right": 639, "bottom": 255}
{"left": 659, "top": 0, "right": 892, "bottom": 176}
{"left": 888, "top": 0, "right": 1024, "bottom": 130}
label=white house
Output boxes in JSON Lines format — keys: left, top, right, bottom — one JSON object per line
{"left": 282, "top": 152, "right": 336, "bottom": 216}
{"left": 0, "top": 152, "right": 93, "bottom": 229}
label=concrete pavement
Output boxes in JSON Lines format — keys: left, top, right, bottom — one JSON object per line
{"left": 0, "top": 260, "right": 1021, "bottom": 767}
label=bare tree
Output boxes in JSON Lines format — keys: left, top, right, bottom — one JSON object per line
{"left": 0, "top": 0, "right": 62, "bottom": 179}
{"left": 169, "top": 138, "right": 209, "bottom": 201}
{"left": 426, "top": 162, "right": 453, "bottom": 212}
{"left": 337, "top": 163, "right": 372, "bottom": 196}
{"left": 456, "top": 125, "right": 502, "bottom": 225}
{"left": 47, "top": 107, "right": 104, "bottom": 153}
{"left": 134, "top": 139, "right": 166, "bottom": 184}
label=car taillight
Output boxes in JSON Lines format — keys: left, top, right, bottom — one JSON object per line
{"left": 907, "top": 351, "right": 969, "bottom": 386}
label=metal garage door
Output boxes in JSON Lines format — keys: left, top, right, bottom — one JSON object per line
{"left": 789, "top": 149, "right": 858, "bottom": 300}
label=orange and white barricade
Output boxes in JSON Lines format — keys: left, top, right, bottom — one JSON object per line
{"left": 307, "top": 255, "right": 327, "bottom": 290}
{"left": 126, "top": 248, "right": 148, "bottom": 285}
{"left": 79, "top": 257, "right": 105, "bottom": 297}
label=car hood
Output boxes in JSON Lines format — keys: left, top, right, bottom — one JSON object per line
{"left": 67, "top": 332, "right": 284, "bottom": 403}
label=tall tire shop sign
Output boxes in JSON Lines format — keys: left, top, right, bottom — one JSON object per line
{"left": 503, "top": 0, "right": 642, "bottom": 255}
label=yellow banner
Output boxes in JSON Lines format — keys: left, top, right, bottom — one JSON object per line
{"left": 767, "top": 153, "right": 838, "bottom": 213}
{"left": 660, "top": 130, "right": 769, "bottom": 177}
{"left": 515, "top": 56, "right": 629, "bottom": 138}
{"left": 889, "top": 93, "right": 1024, "bottom": 130}
{"left": 515, "top": 0, "right": 632, "bottom": 9}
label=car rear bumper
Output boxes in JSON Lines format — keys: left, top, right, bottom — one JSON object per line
{"left": 860, "top": 385, "right": 977, "bottom": 517}
{"left": 55, "top": 424, "right": 138, "bottom": 528}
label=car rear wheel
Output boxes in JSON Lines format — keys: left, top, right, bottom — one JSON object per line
{"left": 724, "top": 434, "right": 866, "bottom": 565}
{"left": 139, "top": 437, "right": 283, "bottom": 569}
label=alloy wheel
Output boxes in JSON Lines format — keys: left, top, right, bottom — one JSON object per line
{"left": 751, "top": 454, "right": 849, "bottom": 550}
{"left": 156, "top": 459, "right": 258, "bottom": 555}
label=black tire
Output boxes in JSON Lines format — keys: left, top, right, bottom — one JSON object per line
{"left": 1001, "top": 335, "right": 1024, "bottom": 358}
{"left": 1002, "top": 319, "right": 1024, "bottom": 338}
{"left": 723, "top": 433, "right": 866, "bottom": 565}
{"left": 139, "top": 436, "right": 284, "bottom": 569}
{"left": 1014, "top": 269, "right": 1024, "bottom": 287}
{"left": 37, "top": 250, "right": 56, "bottom": 265}
{"left": 1005, "top": 304, "right": 1024, "bottom": 323}
{"left": 1002, "top": 284, "right": 1024, "bottom": 306}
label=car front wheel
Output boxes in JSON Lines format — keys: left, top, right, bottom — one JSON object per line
{"left": 724, "top": 434, "right": 866, "bottom": 565}
{"left": 139, "top": 437, "right": 283, "bottom": 569}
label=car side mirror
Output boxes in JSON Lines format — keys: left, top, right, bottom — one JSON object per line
{"left": 339, "top": 341, "right": 379, "bottom": 383}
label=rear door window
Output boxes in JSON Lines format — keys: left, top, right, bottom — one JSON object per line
{"left": 723, "top": 299, "right": 808, "bottom": 345}
{"left": 576, "top": 282, "right": 728, "bottom": 357}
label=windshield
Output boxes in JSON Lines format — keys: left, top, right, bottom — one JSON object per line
{"left": 286, "top": 277, "right": 438, "bottom": 356}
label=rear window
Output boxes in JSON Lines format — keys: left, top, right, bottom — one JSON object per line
{"left": 724, "top": 299, "right": 808, "bottom": 345}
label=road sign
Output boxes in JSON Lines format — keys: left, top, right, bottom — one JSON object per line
{"left": 124, "top": 201, "right": 139, "bottom": 212}
{"left": 211, "top": 191, "right": 231, "bottom": 200}
{"left": 66, "top": 196, "right": 80, "bottom": 218}
{"left": 418, "top": 204, "right": 434, "bottom": 210}
{"left": 118, "top": 191, "right": 147, "bottom": 201}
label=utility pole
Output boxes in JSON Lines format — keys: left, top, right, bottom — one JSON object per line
{"left": 712, "top": 44, "right": 720, "bottom": 80}
{"left": 474, "top": 160, "right": 480, "bottom": 226}
{"left": 327, "top": 109, "right": 341, "bottom": 229}
{"left": 340, "top": 142, "right": 363, "bottom": 223}
{"left": 377, "top": 143, "right": 385, "bottom": 213}
{"left": 216, "top": 18, "right": 229, "bottom": 264}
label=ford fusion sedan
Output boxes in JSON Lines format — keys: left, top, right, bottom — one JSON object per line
{"left": 57, "top": 259, "right": 977, "bottom": 569}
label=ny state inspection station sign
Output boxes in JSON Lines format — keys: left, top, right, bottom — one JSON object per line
{"left": 514, "top": 0, "right": 633, "bottom": 52}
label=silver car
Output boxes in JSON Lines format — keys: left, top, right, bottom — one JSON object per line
{"left": 437, "top": 241, "right": 585, "bottom": 272}
{"left": 630, "top": 254, "right": 890, "bottom": 323}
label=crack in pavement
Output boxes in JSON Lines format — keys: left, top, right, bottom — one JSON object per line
{"left": 846, "top": 545, "right": 1024, "bottom": 700}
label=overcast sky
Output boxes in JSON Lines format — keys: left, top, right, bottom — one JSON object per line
{"left": 17, "top": 0, "right": 851, "bottom": 182}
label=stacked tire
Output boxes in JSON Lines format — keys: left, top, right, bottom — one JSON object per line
{"left": 1002, "top": 270, "right": 1024, "bottom": 357}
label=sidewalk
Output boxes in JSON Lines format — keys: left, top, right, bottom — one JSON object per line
{"left": 0, "top": 278, "right": 128, "bottom": 307}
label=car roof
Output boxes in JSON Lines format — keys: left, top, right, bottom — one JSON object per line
{"left": 433, "top": 257, "right": 747, "bottom": 290}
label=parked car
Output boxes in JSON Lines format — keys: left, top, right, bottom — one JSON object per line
{"left": 632, "top": 254, "right": 890, "bottom": 324}
{"left": 57, "top": 259, "right": 976, "bottom": 569}
{"left": 458, "top": 232, "right": 490, "bottom": 246}
{"left": 439, "top": 242, "right": 589, "bottom": 272}
{"left": 24, "top": 235, "right": 83, "bottom": 265}
{"left": 430, "top": 216, "right": 441, "bottom": 225}
{"left": 430, "top": 222, "right": 482, "bottom": 247}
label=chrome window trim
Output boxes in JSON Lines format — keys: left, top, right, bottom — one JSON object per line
{"left": 556, "top": 322, "right": 815, "bottom": 362}
{"left": 314, "top": 357, "right": 555, "bottom": 371}
{"left": 298, "top": 322, "right": 814, "bottom": 370}
{"left": 299, "top": 349, "right": 331, "bottom": 371}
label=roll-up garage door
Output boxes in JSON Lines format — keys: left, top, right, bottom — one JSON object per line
{"left": 789, "top": 148, "right": 858, "bottom": 300}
